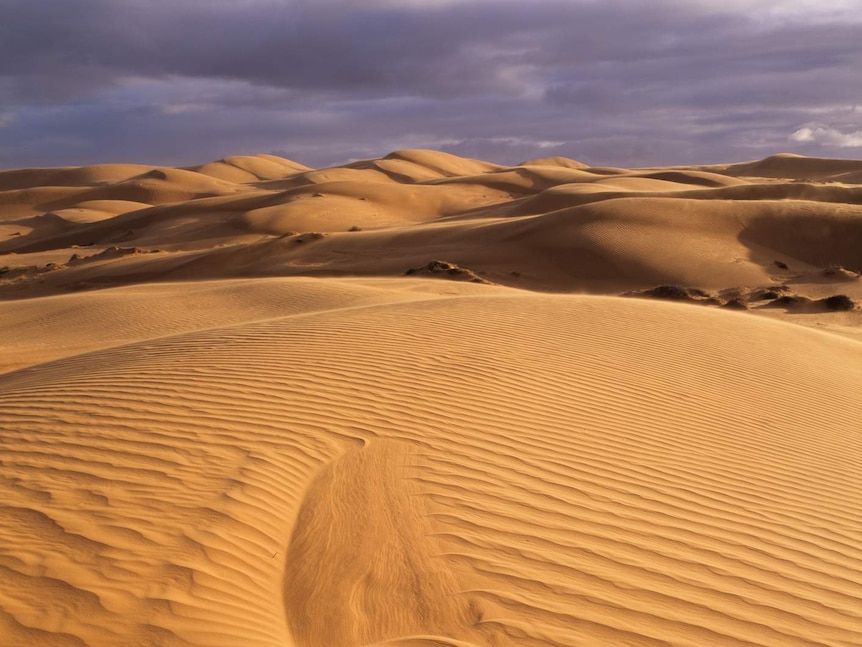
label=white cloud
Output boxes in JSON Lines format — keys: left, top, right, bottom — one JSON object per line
{"left": 681, "top": 0, "right": 860, "bottom": 16}
{"left": 486, "top": 136, "right": 565, "bottom": 149}
{"left": 790, "top": 127, "right": 816, "bottom": 142}
{"left": 790, "top": 125, "right": 862, "bottom": 147}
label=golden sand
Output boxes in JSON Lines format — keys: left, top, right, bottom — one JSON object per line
{"left": 1, "top": 151, "right": 861, "bottom": 646}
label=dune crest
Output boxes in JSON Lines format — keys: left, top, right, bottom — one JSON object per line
{"left": 2, "top": 150, "right": 860, "bottom": 317}
{"left": 1, "top": 151, "right": 861, "bottom": 646}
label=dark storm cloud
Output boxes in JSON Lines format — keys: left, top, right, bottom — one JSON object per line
{"left": 1, "top": 0, "right": 861, "bottom": 169}
{"left": 2, "top": 0, "right": 545, "bottom": 100}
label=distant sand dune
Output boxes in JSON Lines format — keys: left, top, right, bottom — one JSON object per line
{"left": 1, "top": 151, "right": 861, "bottom": 646}
{"left": 721, "top": 153, "right": 862, "bottom": 182}
{"left": 2, "top": 149, "right": 861, "bottom": 306}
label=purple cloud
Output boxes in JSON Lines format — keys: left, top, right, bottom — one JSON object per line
{"left": 1, "top": 0, "right": 860, "bottom": 169}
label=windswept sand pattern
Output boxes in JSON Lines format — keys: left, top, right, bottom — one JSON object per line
{"left": 2, "top": 150, "right": 862, "bottom": 646}
{"left": 1, "top": 282, "right": 861, "bottom": 646}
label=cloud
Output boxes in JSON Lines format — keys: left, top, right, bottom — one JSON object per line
{"left": 1, "top": 0, "right": 861, "bottom": 169}
{"left": 791, "top": 126, "right": 862, "bottom": 147}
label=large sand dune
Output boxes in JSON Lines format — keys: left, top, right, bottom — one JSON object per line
{"left": 1, "top": 151, "right": 861, "bottom": 646}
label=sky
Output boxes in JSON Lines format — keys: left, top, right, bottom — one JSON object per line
{"left": 1, "top": 0, "right": 861, "bottom": 170}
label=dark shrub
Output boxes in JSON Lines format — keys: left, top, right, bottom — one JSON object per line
{"left": 647, "top": 285, "right": 691, "bottom": 300}
{"left": 821, "top": 295, "right": 856, "bottom": 311}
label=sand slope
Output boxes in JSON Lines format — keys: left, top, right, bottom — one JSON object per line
{"left": 2, "top": 150, "right": 861, "bottom": 312}
{"left": 1, "top": 152, "right": 862, "bottom": 647}
{"left": 1, "top": 280, "right": 861, "bottom": 646}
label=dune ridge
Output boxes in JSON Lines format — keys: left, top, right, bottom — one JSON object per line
{"left": 2, "top": 150, "right": 861, "bottom": 314}
{"left": 1, "top": 151, "right": 862, "bottom": 646}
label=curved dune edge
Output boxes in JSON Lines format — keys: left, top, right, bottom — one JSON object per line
{"left": 2, "top": 150, "right": 861, "bottom": 314}
{"left": 1, "top": 280, "right": 861, "bottom": 646}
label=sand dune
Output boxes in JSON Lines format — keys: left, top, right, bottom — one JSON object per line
{"left": 3, "top": 149, "right": 861, "bottom": 304}
{"left": 719, "top": 153, "right": 862, "bottom": 183}
{"left": 1, "top": 151, "right": 861, "bottom": 647}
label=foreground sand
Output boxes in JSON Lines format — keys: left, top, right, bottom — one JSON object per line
{"left": 1, "top": 152, "right": 861, "bottom": 646}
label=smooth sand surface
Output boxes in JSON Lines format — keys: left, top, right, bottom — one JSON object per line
{"left": 1, "top": 151, "right": 861, "bottom": 646}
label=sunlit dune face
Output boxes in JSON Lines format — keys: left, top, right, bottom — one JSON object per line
{"left": 1, "top": 148, "right": 862, "bottom": 646}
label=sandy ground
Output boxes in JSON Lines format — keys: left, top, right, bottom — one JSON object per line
{"left": 1, "top": 150, "right": 861, "bottom": 646}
